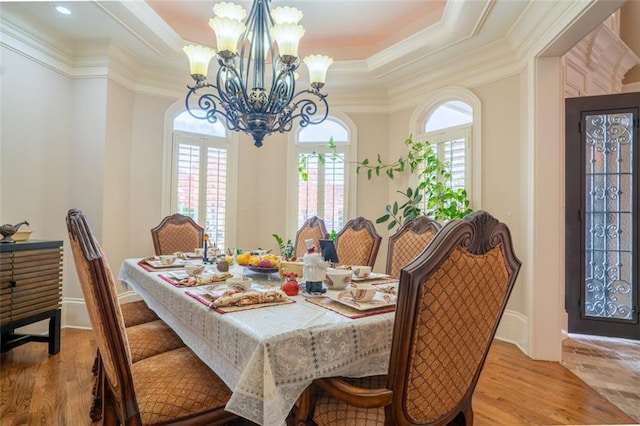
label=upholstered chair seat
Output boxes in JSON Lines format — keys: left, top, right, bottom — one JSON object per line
{"left": 131, "top": 347, "right": 232, "bottom": 425}
{"left": 311, "top": 376, "right": 387, "bottom": 425}
{"left": 120, "top": 301, "right": 159, "bottom": 327}
{"left": 126, "top": 320, "right": 185, "bottom": 363}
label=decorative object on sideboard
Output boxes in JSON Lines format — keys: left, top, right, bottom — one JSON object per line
{"left": 0, "top": 221, "right": 29, "bottom": 244}
{"left": 182, "top": 0, "right": 333, "bottom": 148}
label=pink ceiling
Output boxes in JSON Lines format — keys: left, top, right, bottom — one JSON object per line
{"left": 146, "top": 1, "right": 446, "bottom": 60}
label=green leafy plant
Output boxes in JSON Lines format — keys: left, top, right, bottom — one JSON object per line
{"left": 272, "top": 233, "right": 294, "bottom": 259}
{"left": 298, "top": 135, "right": 471, "bottom": 229}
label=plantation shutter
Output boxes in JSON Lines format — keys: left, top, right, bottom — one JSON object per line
{"left": 443, "top": 137, "right": 466, "bottom": 191}
{"left": 323, "top": 155, "right": 345, "bottom": 232}
{"left": 297, "top": 150, "right": 347, "bottom": 232}
{"left": 298, "top": 154, "right": 319, "bottom": 226}
{"left": 175, "top": 136, "right": 201, "bottom": 222}
{"left": 172, "top": 132, "right": 229, "bottom": 249}
{"left": 426, "top": 125, "right": 470, "bottom": 192}
{"left": 205, "top": 147, "right": 227, "bottom": 248}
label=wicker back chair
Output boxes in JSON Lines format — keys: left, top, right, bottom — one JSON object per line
{"left": 335, "top": 217, "right": 382, "bottom": 267}
{"left": 293, "top": 216, "right": 329, "bottom": 259}
{"left": 151, "top": 214, "right": 204, "bottom": 255}
{"left": 303, "top": 211, "right": 521, "bottom": 425}
{"left": 386, "top": 217, "right": 441, "bottom": 279}
{"left": 67, "top": 209, "right": 236, "bottom": 425}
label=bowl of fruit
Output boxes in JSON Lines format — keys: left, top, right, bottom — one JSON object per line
{"left": 237, "top": 252, "right": 280, "bottom": 273}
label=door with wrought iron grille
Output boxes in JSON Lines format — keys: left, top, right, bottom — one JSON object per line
{"left": 566, "top": 92, "right": 639, "bottom": 339}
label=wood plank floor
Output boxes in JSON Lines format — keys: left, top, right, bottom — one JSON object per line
{"left": 0, "top": 329, "right": 636, "bottom": 425}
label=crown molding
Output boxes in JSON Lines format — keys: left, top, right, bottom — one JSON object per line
{"left": 95, "top": 1, "right": 183, "bottom": 58}
{"left": 366, "top": 0, "right": 495, "bottom": 79}
{"left": 0, "top": 15, "right": 74, "bottom": 77}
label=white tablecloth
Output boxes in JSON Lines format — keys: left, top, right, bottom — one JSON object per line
{"left": 118, "top": 259, "right": 395, "bottom": 426}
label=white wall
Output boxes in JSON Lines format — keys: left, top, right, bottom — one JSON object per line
{"left": 0, "top": 48, "right": 72, "bottom": 243}
{"left": 128, "top": 93, "right": 174, "bottom": 257}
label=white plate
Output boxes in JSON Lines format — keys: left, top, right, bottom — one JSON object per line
{"left": 145, "top": 259, "right": 187, "bottom": 268}
{"left": 329, "top": 290, "right": 396, "bottom": 311}
{"left": 351, "top": 272, "right": 391, "bottom": 281}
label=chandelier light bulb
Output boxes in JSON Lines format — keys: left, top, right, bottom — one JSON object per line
{"left": 271, "top": 6, "right": 303, "bottom": 24}
{"left": 183, "top": 45, "right": 216, "bottom": 78}
{"left": 304, "top": 55, "right": 333, "bottom": 85}
{"left": 271, "top": 23, "right": 305, "bottom": 58}
{"left": 210, "top": 16, "right": 246, "bottom": 56}
{"left": 213, "top": 2, "right": 247, "bottom": 20}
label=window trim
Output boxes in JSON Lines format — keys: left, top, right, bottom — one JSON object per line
{"left": 410, "top": 87, "right": 482, "bottom": 209}
{"left": 162, "top": 101, "right": 239, "bottom": 249}
{"left": 286, "top": 112, "right": 357, "bottom": 240}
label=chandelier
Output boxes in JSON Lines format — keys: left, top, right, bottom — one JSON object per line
{"left": 183, "top": 0, "right": 333, "bottom": 147}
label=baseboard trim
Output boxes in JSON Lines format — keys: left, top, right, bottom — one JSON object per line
{"left": 495, "top": 309, "right": 529, "bottom": 355}
{"left": 61, "top": 291, "right": 143, "bottom": 329}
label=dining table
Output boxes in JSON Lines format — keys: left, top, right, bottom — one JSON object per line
{"left": 117, "top": 258, "right": 397, "bottom": 426}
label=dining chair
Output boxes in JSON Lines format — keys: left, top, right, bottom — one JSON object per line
{"left": 294, "top": 216, "right": 330, "bottom": 259}
{"left": 299, "top": 210, "right": 522, "bottom": 426}
{"left": 151, "top": 213, "right": 204, "bottom": 256}
{"left": 334, "top": 217, "right": 382, "bottom": 267}
{"left": 385, "top": 216, "right": 441, "bottom": 279}
{"left": 67, "top": 209, "right": 237, "bottom": 425}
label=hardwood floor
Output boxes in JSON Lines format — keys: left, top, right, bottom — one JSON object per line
{"left": 0, "top": 329, "right": 636, "bottom": 425}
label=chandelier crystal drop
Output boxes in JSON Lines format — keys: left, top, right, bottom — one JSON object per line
{"left": 183, "top": 0, "right": 333, "bottom": 147}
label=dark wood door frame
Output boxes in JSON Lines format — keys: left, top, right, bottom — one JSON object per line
{"left": 565, "top": 92, "right": 640, "bottom": 340}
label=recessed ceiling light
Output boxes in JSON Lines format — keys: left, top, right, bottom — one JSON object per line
{"left": 55, "top": 6, "right": 71, "bottom": 16}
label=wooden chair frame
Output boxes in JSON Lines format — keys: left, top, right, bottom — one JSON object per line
{"left": 150, "top": 213, "right": 204, "bottom": 256}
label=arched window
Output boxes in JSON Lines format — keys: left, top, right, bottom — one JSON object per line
{"left": 424, "top": 101, "right": 472, "bottom": 192}
{"left": 411, "top": 88, "right": 481, "bottom": 209}
{"left": 287, "top": 115, "right": 357, "bottom": 237}
{"left": 167, "top": 110, "right": 238, "bottom": 250}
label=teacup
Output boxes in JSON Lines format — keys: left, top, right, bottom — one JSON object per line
{"left": 159, "top": 255, "right": 177, "bottom": 265}
{"left": 352, "top": 266, "right": 372, "bottom": 279}
{"left": 194, "top": 248, "right": 205, "bottom": 257}
{"left": 325, "top": 268, "right": 352, "bottom": 290}
{"left": 349, "top": 283, "right": 377, "bottom": 302}
{"left": 226, "top": 276, "right": 251, "bottom": 292}
{"left": 185, "top": 264, "right": 205, "bottom": 276}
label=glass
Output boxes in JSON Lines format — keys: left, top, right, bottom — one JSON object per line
{"left": 583, "top": 112, "right": 633, "bottom": 320}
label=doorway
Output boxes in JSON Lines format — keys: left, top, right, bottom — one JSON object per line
{"left": 565, "top": 92, "right": 640, "bottom": 339}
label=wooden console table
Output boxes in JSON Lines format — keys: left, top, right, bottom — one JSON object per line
{"left": 0, "top": 240, "right": 63, "bottom": 354}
